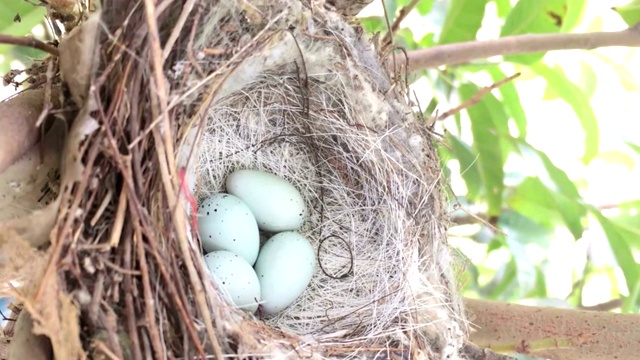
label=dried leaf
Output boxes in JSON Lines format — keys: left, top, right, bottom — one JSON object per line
{"left": 7, "top": 310, "right": 52, "bottom": 360}
{"left": 58, "top": 11, "right": 101, "bottom": 106}
{"left": 0, "top": 89, "right": 47, "bottom": 174}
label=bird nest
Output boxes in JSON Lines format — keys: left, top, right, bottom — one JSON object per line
{"left": 0, "top": 0, "right": 467, "bottom": 359}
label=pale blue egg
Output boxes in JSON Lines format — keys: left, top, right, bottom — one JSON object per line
{"left": 204, "top": 251, "right": 261, "bottom": 313}
{"left": 254, "top": 231, "right": 315, "bottom": 315}
{"left": 226, "top": 170, "right": 307, "bottom": 232}
{"left": 198, "top": 193, "right": 260, "bottom": 265}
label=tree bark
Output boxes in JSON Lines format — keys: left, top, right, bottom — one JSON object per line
{"left": 465, "top": 298, "right": 640, "bottom": 360}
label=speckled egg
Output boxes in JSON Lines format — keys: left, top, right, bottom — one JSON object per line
{"left": 204, "top": 250, "right": 261, "bottom": 313}
{"left": 198, "top": 193, "right": 260, "bottom": 265}
{"left": 226, "top": 169, "right": 307, "bottom": 232}
{"left": 253, "top": 231, "right": 316, "bottom": 315}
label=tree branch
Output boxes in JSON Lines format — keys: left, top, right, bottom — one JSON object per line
{"left": 464, "top": 297, "right": 640, "bottom": 360}
{"left": 0, "top": 35, "right": 59, "bottom": 57}
{"left": 404, "top": 26, "right": 640, "bottom": 72}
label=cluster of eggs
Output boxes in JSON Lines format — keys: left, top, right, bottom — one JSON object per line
{"left": 198, "top": 169, "right": 315, "bottom": 315}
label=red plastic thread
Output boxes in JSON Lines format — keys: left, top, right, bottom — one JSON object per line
{"left": 178, "top": 168, "right": 216, "bottom": 291}
{"left": 178, "top": 167, "right": 199, "bottom": 236}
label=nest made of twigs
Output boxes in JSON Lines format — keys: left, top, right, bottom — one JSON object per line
{"left": 1, "top": 1, "right": 468, "bottom": 359}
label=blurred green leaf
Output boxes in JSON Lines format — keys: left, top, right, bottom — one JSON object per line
{"left": 500, "top": 210, "right": 555, "bottom": 247}
{"left": 483, "top": 258, "right": 517, "bottom": 299}
{"left": 500, "top": 0, "right": 575, "bottom": 64}
{"left": 530, "top": 62, "right": 600, "bottom": 164}
{"left": 459, "top": 83, "right": 505, "bottom": 216}
{"left": 494, "top": 0, "right": 512, "bottom": 18}
{"left": 418, "top": 32, "right": 435, "bottom": 48}
{"left": 508, "top": 178, "right": 558, "bottom": 229}
{"left": 596, "top": 150, "right": 635, "bottom": 171}
{"left": 416, "top": 0, "right": 435, "bottom": 15}
{"left": 626, "top": 141, "right": 640, "bottom": 156}
{"left": 591, "top": 209, "right": 640, "bottom": 312}
{"left": 0, "top": 1, "right": 46, "bottom": 54}
{"left": 446, "top": 133, "right": 482, "bottom": 200}
{"left": 438, "top": 0, "right": 488, "bottom": 44}
{"left": 560, "top": 0, "right": 587, "bottom": 32}
{"left": 395, "top": 28, "right": 418, "bottom": 50}
{"left": 359, "top": 16, "right": 387, "bottom": 34}
{"left": 607, "top": 200, "right": 640, "bottom": 231}
{"left": 384, "top": 0, "right": 399, "bottom": 23}
{"left": 577, "top": 61, "right": 598, "bottom": 99}
{"left": 613, "top": 0, "right": 640, "bottom": 27}
{"left": 508, "top": 177, "right": 585, "bottom": 239}
{"left": 514, "top": 141, "right": 581, "bottom": 199}
{"left": 530, "top": 267, "right": 548, "bottom": 298}
{"left": 502, "top": 227, "right": 538, "bottom": 297}
{"left": 541, "top": 64, "right": 564, "bottom": 101}
{"left": 592, "top": 52, "right": 639, "bottom": 92}
{"left": 486, "top": 66, "right": 528, "bottom": 138}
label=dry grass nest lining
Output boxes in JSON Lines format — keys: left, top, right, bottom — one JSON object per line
{"left": 1, "top": 0, "right": 467, "bottom": 359}
{"left": 182, "top": 2, "right": 467, "bottom": 358}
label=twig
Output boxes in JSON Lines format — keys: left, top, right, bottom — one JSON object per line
{"left": 0, "top": 34, "right": 59, "bottom": 56}
{"left": 406, "top": 26, "right": 640, "bottom": 71}
{"left": 430, "top": 73, "right": 520, "bottom": 124}
{"left": 141, "top": 0, "right": 224, "bottom": 358}
{"left": 162, "top": 0, "right": 196, "bottom": 61}
{"left": 381, "top": 0, "right": 420, "bottom": 46}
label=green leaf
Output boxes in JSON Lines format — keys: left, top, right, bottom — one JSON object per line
{"left": 500, "top": 0, "right": 566, "bottom": 64}
{"left": 438, "top": 0, "right": 488, "bottom": 44}
{"left": 504, "top": 237, "right": 537, "bottom": 298}
{"left": 592, "top": 52, "right": 639, "bottom": 92}
{"left": 591, "top": 209, "right": 640, "bottom": 312}
{"left": 446, "top": 133, "right": 482, "bottom": 200}
{"left": 530, "top": 62, "right": 600, "bottom": 164}
{"left": 459, "top": 83, "right": 505, "bottom": 216}
{"left": 418, "top": 32, "right": 435, "bottom": 48}
{"left": 560, "top": 0, "right": 587, "bottom": 32}
{"left": 483, "top": 258, "right": 518, "bottom": 299}
{"left": 359, "top": 16, "right": 387, "bottom": 34}
{"left": 395, "top": 28, "right": 418, "bottom": 50}
{"left": 508, "top": 177, "right": 585, "bottom": 239}
{"left": 499, "top": 210, "right": 555, "bottom": 247}
{"left": 486, "top": 66, "right": 527, "bottom": 138}
{"left": 596, "top": 150, "right": 635, "bottom": 171}
{"left": 494, "top": 0, "right": 512, "bottom": 18}
{"left": 626, "top": 141, "right": 640, "bottom": 156}
{"left": 541, "top": 64, "right": 569, "bottom": 101}
{"left": 514, "top": 141, "right": 581, "bottom": 199}
{"left": 613, "top": 0, "right": 640, "bottom": 27}
{"left": 0, "top": 1, "right": 46, "bottom": 54}
{"left": 608, "top": 200, "right": 640, "bottom": 231}
{"left": 416, "top": 0, "right": 435, "bottom": 15}
{"left": 577, "top": 61, "right": 598, "bottom": 99}
{"left": 384, "top": 0, "right": 399, "bottom": 23}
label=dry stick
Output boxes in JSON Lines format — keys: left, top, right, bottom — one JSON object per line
{"left": 161, "top": 0, "right": 196, "bottom": 61}
{"left": 381, "top": 0, "right": 420, "bottom": 46}
{"left": 0, "top": 34, "right": 59, "bottom": 56}
{"left": 141, "top": 1, "right": 224, "bottom": 359}
{"left": 429, "top": 72, "right": 521, "bottom": 125}
{"left": 406, "top": 25, "right": 640, "bottom": 72}
{"left": 465, "top": 298, "right": 640, "bottom": 360}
